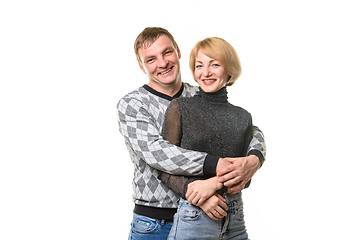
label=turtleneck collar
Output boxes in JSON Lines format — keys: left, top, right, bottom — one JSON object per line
{"left": 198, "top": 87, "right": 228, "bottom": 103}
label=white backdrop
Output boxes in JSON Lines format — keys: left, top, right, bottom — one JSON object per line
{"left": 1, "top": 0, "right": 359, "bottom": 239}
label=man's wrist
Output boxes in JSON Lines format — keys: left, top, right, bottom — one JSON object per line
{"left": 247, "top": 149, "right": 264, "bottom": 167}
{"left": 247, "top": 155, "right": 261, "bottom": 170}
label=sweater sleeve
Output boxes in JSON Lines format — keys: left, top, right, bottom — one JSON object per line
{"left": 242, "top": 117, "right": 254, "bottom": 189}
{"left": 117, "top": 96, "right": 218, "bottom": 176}
{"left": 159, "top": 100, "right": 220, "bottom": 197}
{"left": 246, "top": 126, "right": 266, "bottom": 167}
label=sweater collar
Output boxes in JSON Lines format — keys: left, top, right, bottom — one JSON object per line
{"left": 143, "top": 83, "right": 184, "bottom": 101}
{"left": 198, "top": 87, "right": 228, "bottom": 103}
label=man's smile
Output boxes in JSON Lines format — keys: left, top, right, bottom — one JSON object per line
{"left": 159, "top": 66, "right": 173, "bottom": 75}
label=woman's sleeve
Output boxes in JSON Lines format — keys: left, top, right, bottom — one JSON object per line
{"left": 159, "top": 100, "right": 203, "bottom": 198}
{"left": 161, "top": 100, "right": 182, "bottom": 146}
{"left": 158, "top": 172, "right": 202, "bottom": 199}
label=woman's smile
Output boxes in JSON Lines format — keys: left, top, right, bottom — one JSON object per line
{"left": 202, "top": 79, "right": 217, "bottom": 85}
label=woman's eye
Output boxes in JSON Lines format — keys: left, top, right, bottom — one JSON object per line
{"left": 212, "top": 64, "right": 220, "bottom": 67}
{"left": 195, "top": 65, "right": 202, "bottom": 68}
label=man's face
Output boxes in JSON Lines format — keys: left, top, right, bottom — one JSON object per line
{"left": 138, "top": 35, "right": 181, "bottom": 88}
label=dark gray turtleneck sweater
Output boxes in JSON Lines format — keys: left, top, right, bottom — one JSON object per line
{"left": 159, "top": 87, "right": 253, "bottom": 198}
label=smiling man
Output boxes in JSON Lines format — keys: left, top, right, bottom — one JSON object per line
{"left": 117, "top": 27, "right": 266, "bottom": 240}
{"left": 138, "top": 34, "right": 182, "bottom": 96}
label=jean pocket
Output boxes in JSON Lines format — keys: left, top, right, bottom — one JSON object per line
{"left": 131, "top": 215, "right": 159, "bottom": 234}
{"left": 179, "top": 206, "right": 202, "bottom": 221}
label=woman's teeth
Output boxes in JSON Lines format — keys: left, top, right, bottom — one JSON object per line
{"left": 203, "top": 80, "right": 215, "bottom": 83}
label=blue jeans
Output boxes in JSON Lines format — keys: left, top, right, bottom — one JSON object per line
{"left": 168, "top": 192, "right": 249, "bottom": 240}
{"left": 128, "top": 213, "right": 173, "bottom": 240}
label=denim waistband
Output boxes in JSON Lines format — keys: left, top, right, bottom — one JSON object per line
{"left": 178, "top": 191, "right": 243, "bottom": 207}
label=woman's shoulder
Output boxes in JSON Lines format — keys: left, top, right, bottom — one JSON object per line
{"left": 229, "top": 103, "right": 252, "bottom": 119}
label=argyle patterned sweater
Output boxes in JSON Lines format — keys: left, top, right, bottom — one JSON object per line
{"left": 117, "top": 83, "right": 266, "bottom": 220}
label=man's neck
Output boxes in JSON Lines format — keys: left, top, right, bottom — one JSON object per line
{"left": 147, "top": 79, "right": 182, "bottom": 97}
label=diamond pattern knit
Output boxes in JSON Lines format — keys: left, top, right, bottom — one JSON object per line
{"left": 117, "top": 83, "right": 266, "bottom": 208}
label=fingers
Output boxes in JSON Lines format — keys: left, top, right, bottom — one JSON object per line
{"left": 206, "top": 205, "right": 227, "bottom": 220}
{"left": 186, "top": 190, "right": 205, "bottom": 206}
{"left": 201, "top": 193, "right": 228, "bottom": 220}
{"left": 214, "top": 192, "right": 226, "bottom": 203}
{"left": 209, "top": 206, "right": 227, "bottom": 220}
{"left": 226, "top": 182, "right": 245, "bottom": 194}
{"left": 195, "top": 196, "right": 205, "bottom": 206}
{"left": 185, "top": 182, "right": 194, "bottom": 199}
{"left": 217, "top": 162, "right": 235, "bottom": 177}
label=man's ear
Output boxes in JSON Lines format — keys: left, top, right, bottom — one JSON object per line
{"left": 138, "top": 62, "right": 146, "bottom": 74}
{"left": 177, "top": 45, "right": 181, "bottom": 59}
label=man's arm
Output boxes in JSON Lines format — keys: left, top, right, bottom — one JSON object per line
{"left": 187, "top": 126, "right": 266, "bottom": 198}
{"left": 117, "top": 96, "right": 219, "bottom": 176}
{"left": 247, "top": 126, "right": 266, "bottom": 166}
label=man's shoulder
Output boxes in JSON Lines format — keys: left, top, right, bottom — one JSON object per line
{"left": 117, "top": 85, "right": 148, "bottom": 110}
{"left": 120, "top": 85, "right": 148, "bottom": 99}
{"left": 182, "top": 82, "right": 199, "bottom": 97}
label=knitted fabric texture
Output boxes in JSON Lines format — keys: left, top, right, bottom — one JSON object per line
{"left": 118, "top": 83, "right": 266, "bottom": 210}
{"left": 159, "top": 87, "right": 253, "bottom": 198}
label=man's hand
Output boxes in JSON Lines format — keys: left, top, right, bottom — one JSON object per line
{"left": 186, "top": 177, "right": 223, "bottom": 206}
{"left": 216, "top": 158, "right": 232, "bottom": 174}
{"left": 217, "top": 155, "right": 261, "bottom": 194}
{"left": 198, "top": 193, "right": 228, "bottom": 220}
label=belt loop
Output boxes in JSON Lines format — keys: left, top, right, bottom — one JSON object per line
{"left": 161, "top": 219, "right": 165, "bottom": 225}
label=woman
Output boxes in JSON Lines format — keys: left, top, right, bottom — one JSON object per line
{"left": 158, "top": 37, "right": 253, "bottom": 239}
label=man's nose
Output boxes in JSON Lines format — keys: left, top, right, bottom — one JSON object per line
{"left": 158, "top": 57, "right": 168, "bottom": 68}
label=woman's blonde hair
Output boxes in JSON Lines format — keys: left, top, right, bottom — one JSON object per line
{"left": 189, "top": 37, "right": 242, "bottom": 86}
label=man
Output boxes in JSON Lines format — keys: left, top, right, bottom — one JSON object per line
{"left": 117, "top": 27, "right": 266, "bottom": 239}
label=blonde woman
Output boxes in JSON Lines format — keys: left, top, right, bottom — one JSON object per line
{"left": 159, "top": 37, "right": 261, "bottom": 239}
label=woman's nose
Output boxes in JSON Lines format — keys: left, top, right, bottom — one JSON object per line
{"left": 203, "top": 66, "right": 211, "bottom": 76}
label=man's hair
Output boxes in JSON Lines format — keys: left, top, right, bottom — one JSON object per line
{"left": 189, "top": 37, "right": 242, "bottom": 87}
{"left": 134, "top": 27, "right": 178, "bottom": 66}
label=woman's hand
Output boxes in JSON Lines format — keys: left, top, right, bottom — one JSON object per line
{"left": 198, "top": 193, "right": 228, "bottom": 220}
{"left": 186, "top": 177, "right": 223, "bottom": 206}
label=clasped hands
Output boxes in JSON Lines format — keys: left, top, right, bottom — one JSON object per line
{"left": 185, "top": 155, "right": 260, "bottom": 220}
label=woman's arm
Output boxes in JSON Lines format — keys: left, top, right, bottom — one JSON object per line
{"left": 159, "top": 99, "right": 216, "bottom": 199}
{"left": 185, "top": 177, "right": 223, "bottom": 206}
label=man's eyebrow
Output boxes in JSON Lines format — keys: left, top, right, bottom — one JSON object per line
{"left": 144, "top": 55, "right": 155, "bottom": 61}
{"left": 162, "top": 47, "right": 174, "bottom": 53}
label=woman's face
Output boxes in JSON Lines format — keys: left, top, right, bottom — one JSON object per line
{"left": 194, "top": 50, "right": 230, "bottom": 93}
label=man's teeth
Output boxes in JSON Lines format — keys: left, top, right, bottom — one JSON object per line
{"left": 160, "top": 68, "right": 172, "bottom": 75}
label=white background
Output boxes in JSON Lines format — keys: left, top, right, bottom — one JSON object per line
{"left": 1, "top": 0, "right": 359, "bottom": 239}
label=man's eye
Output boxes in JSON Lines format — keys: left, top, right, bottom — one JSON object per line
{"left": 147, "top": 59, "right": 154, "bottom": 63}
